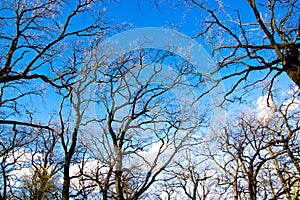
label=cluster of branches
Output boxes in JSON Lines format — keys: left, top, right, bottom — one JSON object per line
{"left": 0, "top": 0, "right": 112, "bottom": 199}
{"left": 187, "top": 0, "right": 300, "bottom": 102}
{"left": 0, "top": 0, "right": 299, "bottom": 200}
{"left": 163, "top": 89, "right": 300, "bottom": 200}
{"left": 0, "top": 0, "right": 204, "bottom": 197}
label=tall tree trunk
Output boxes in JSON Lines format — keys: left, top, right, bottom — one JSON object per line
{"left": 62, "top": 154, "right": 71, "bottom": 200}
{"left": 285, "top": 64, "right": 300, "bottom": 87}
{"left": 115, "top": 148, "right": 124, "bottom": 200}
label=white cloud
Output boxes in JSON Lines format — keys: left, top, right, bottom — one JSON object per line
{"left": 68, "top": 159, "right": 109, "bottom": 192}
{"left": 256, "top": 95, "right": 274, "bottom": 121}
{"left": 256, "top": 91, "right": 299, "bottom": 122}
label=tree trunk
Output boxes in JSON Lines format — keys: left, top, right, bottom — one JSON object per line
{"left": 115, "top": 148, "right": 124, "bottom": 200}
{"left": 286, "top": 66, "right": 300, "bottom": 87}
{"left": 62, "top": 154, "right": 71, "bottom": 200}
{"left": 284, "top": 50, "right": 300, "bottom": 87}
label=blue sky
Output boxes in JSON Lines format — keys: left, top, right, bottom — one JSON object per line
{"left": 106, "top": 1, "right": 199, "bottom": 36}
{"left": 9, "top": 0, "right": 295, "bottom": 124}
{"left": 104, "top": 0, "right": 294, "bottom": 94}
{"left": 64, "top": 0, "right": 296, "bottom": 118}
{"left": 105, "top": 0, "right": 253, "bottom": 36}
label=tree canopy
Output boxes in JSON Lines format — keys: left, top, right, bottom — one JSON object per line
{"left": 188, "top": 0, "right": 299, "bottom": 101}
{"left": 0, "top": 0, "right": 299, "bottom": 199}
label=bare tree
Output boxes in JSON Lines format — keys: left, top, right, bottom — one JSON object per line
{"left": 204, "top": 88, "right": 300, "bottom": 199}
{"left": 0, "top": 116, "right": 62, "bottom": 199}
{"left": 75, "top": 49, "right": 206, "bottom": 199}
{"left": 3, "top": 0, "right": 299, "bottom": 199}
{"left": 0, "top": 0, "right": 109, "bottom": 86}
{"left": 0, "top": 0, "right": 111, "bottom": 127}
{"left": 0, "top": 125, "right": 36, "bottom": 199}
{"left": 187, "top": 0, "right": 300, "bottom": 101}
{"left": 21, "top": 119, "right": 62, "bottom": 199}
{"left": 0, "top": 0, "right": 115, "bottom": 199}
{"left": 168, "top": 152, "right": 216, "bottom": 200}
